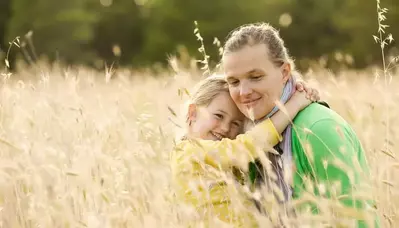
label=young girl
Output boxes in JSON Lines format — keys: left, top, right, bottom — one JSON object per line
{"left": 170, "top": 74, "right": 319, "bottom": 227}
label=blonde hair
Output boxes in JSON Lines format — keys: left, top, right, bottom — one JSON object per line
{"left": 189, "top": 74, "right": 229, "bottom": 107}
{"left": 176, "top": 74, "right": 230, "bottom": 140}
{"left": 223, "top": 22, "right": 296, "bottom": 70}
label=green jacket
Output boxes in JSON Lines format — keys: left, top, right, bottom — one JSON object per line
{"left": 291, "top": 103, "right": 379, "bottom": 227}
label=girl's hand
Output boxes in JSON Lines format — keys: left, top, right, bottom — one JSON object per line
{"left": 295, "top": 80, "right": 320, "bottom": 102}
{"left": 291, "top": 90, "right": 313, "bottom": 111}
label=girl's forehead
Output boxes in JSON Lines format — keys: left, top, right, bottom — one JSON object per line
{"left": 208, "top": 92, "right": 232, "bottom": 107}
{"left": 207, "top": 93, "right": 245, "bottom": 120}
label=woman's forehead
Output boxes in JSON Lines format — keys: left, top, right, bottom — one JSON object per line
{"left": 223, "top": 44, "right": 275, "bottom": 77}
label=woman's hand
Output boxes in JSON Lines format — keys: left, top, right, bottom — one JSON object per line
{"left": 295, "top": 80, "right": 320, "bottom": 102}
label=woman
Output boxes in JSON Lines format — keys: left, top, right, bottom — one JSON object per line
{"left": 170, "top": 74, "right": 319, "bottom": 227}
{"left": 221, "top": 22, "right": 379, "bottom": 227}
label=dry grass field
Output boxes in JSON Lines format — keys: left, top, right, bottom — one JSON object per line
{"left": 0, "top": 61, "right": 397, "bottom": 227}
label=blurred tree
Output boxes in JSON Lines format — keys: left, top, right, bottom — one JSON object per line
{"left": 1, "top": 0, "right": 398, "bottom": 71}
{"left": 6, "top": 0, "right": 99, "bottom": 65}
{"left": 0, "top": 0, "right": 11, "bottom": 49}
{"left": 332, "top": 0, "right": 380, "bottom": 68}
{"left": 138, "top": 0, "right": 286, "bottom": 68}
{"left": 88, "top": 0, "right": 146, "bottom": 68}
{"left": 275, "top": 0, "right": 351, "bottom": 69}
{"left": 0, "top": 0, "right": 12, "bottom": 66}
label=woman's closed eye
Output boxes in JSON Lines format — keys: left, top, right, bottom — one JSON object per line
{"left": 249, "top": 75, "right": 263, "bottom": 80}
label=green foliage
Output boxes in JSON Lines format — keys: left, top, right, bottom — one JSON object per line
{"left": 0, "top": 0, "right": 12, "bottom": 50}
{"left": 89, "top": 0, "right": 146, "bottom": 67}
{"left": 6, "top": 0, "right": 98, "bottom": 65}
{"left": 1, "top": 0, "right": 398, "bottom": 70}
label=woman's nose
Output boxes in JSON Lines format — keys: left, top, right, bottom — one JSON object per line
{"left": 239, "top": 81, "right": 252, "bottom": 96}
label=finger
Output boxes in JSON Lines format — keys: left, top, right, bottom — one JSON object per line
{"left": 304, "top": 84, "right": 313, "bottom": 93}
{"left": 310, "top": 94, "right": 316, "bottom": 101}
{"left": 311, "top": 91, "right": 320, "bottom": 101}
{"left": 314, "top": 93, "right": 321, "bottom": 101}
{"left": 308, "top": 90, "right": 316, "bottom": 101}
{"left": 305, "top": 88, "right": 314, "bottom": 98}
{"left": 296, "top": 82, "right": 305, "bottom": 92}
{"left": 313, "top": 90, "right": 320, "bottom": 100}
{"left": 306, "top": 90, "right": 313, "bottom": 100}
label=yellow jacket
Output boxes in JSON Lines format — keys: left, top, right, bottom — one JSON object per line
{"left": 170, "top": 119, "right": 282, "bottom": 227}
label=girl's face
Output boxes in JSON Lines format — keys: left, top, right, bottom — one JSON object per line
{"left": 188, "top": 91, "right": 245, "bottom": 140}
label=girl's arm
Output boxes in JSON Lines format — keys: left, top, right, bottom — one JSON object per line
{"left": 270, "top": 88, "right": 316, "bottom": 134}
{"left": 172, "top": 89, "right": 317, "bottom": 170}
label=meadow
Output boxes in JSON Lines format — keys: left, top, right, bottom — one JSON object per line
{"left": 0, "top": 59, "right": 397, "bottom": 227}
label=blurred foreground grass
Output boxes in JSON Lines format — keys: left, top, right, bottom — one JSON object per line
{"left": 0, "top": 62, "right": 397, "bottom": 227}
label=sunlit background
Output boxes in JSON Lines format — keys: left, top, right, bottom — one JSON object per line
{"left": 0, "top": 0, "right": 398, "bottom": 227}
{"left": 0, "top": 0, "right": 398, "bottom": 71}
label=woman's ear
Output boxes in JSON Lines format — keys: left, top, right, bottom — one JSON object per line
{"left": 188, "top": 104, "right": 197, "bottom": 124}
{"left": 281, "top": 62, "right": 291, "bottom": 83}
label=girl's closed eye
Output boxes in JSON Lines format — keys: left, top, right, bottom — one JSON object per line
{"left": 214, "top": 113, "right": 224, "bottom": 120}
{"left": 227, "top": 79, "right": 239, "bottom": 86}
{"left": 231, "top": 121, "right": 241, "bottom": 128}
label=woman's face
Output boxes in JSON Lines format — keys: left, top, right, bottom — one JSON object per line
{"left": 188, "top": 91, "right": 245, "bottom": 140}
{"left": 223, "top": 44, "right": 290, "bottom": 121}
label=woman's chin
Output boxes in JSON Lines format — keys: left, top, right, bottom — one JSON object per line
{"left": 253, "top": 107, "right": 274, "bottom": 121}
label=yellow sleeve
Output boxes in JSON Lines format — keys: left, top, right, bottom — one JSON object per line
{"left": 174, "top": 118, "right": 281, "bottom": 170}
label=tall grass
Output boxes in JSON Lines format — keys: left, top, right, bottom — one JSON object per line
{"left": 0, "top": 0, "right": 397, "bottom": 226}
{"left": 0, "top": 62, "right": 397, "bottom": 227}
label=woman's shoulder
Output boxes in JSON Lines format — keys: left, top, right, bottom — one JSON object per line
{"left": 291, "top": 102, "right": 341, "bottom": 143}
{"left": 293, "top": 102, "right": 336, "bottom": 126}
{"left": 294, "top": 101, "right": 353, "bottom": 130}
